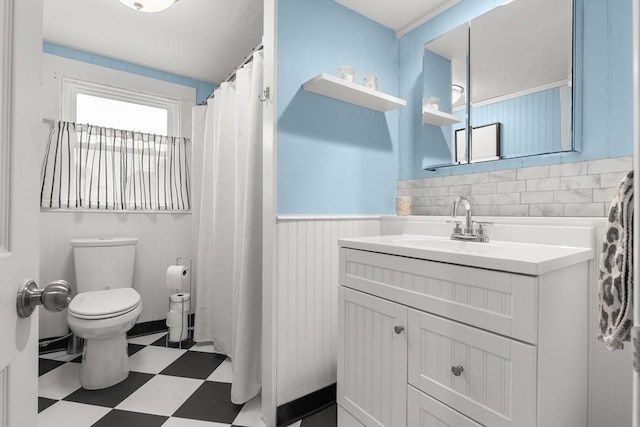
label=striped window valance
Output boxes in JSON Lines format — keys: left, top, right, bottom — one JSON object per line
{"left": 40, "top": 120, "right": 191, "bottom": 210}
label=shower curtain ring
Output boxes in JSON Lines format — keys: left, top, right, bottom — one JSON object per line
{"left": 258, "top": 87, "right": 270, "bottom": 102}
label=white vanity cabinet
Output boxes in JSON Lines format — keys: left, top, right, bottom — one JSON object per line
{"left": 337, "top": 237, "right": 592, "bottom": 427}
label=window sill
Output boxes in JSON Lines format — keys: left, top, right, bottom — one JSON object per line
{"left": 40, "top": 208, "right": 191, "bottom": 215}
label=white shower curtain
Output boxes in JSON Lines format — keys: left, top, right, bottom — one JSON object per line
{"left": 192, "top": 51, "right": 263, "bottom": 404}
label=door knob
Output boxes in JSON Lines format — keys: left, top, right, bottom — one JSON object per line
{"left": 394, "top": 325, "right": 405, "bottom": 334}
{"left": 16, "top": 280, "right": 73, "bottom": 318}
{"left": 451, "top": 365, "right": 464, "bottom": 376}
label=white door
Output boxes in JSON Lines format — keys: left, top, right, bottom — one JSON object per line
{"left": 337, "top": 286, "right": 407, "bottom": 427}
{"left": 0, "top": 0, "right": 44, "bottom": 425}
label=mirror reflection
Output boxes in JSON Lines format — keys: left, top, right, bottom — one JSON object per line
{"left": 421, "top": 0, "right": 573, "bottom": 169}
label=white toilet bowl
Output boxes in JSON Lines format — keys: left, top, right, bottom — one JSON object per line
{"left": 67, "top": 288, "right": 142, "bottom": 390}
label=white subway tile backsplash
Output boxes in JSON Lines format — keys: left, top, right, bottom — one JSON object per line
{"left": 592, "top": 187, "right": 617, "bottom": 203}
{"left": 526, "top": 177, "right": 561, "bottom": 191}
{"left": 448, "top": 184, "right": 472, "bottom": 195}
{"left": 488, "top": 169, "right": 517, "bottom": 182}
{"left": 428, "top": 186, "right": 449, "bottom": 196}
{"left": 521, "top": 191, "right": 554, "bottom": 204}
{"left": 560, "top": 175, "right": 600, "bottom": 190}
{"left": 497, "top": 180, "right": 526, "bottom": 193}
{"left": 442, "top": 175, "right": 465, "bottom": 186}
{"left": 499, "top": 204, "right": 529, "bottom": 216}
{"left": 404, "top": 156, "right": 630, "bottom": 218}
{"left": 587, "top": 157, "right": 632, "bottom": 174}
{"left": 530, "top": 204, "right": 564, "bottom": 217}
{"left": 473, "top": 204, "right": 500, "bottom": 216}
{"left": 467, "top": 194, "right": 492, "bottom": 205}
{"left": 517, "top": 165, "right": 550, "bottom": 180}
{"left": 600, "top": 171, "right": 628, "bottom": 188}
{"left": 471, "top": 182, "right": 497, "bottom": 194}
{"left": 564, "top": 203, "right": 605, "bottom": 217}
{"left": 430, "top": 205, "right": 450, "bottom": 215}
{"left": 553, "top": 189, "right": 593, "bottom": 203}
{"left": 423, "top": 177, "right": 443, "bottom": 187}
{"left": 463, "top": 172, "right": 489, "bottom": 184}
{"left": 549, "top": 162, "right": 588, "bottom": 177}
{"left": 491, "top": 193, "right": 520, "bottom": 205}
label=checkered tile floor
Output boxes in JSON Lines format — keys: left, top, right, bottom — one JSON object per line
{"left": 38, "top": 332, "right": 309, "bottom": 427}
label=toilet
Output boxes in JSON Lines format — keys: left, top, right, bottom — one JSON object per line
{"left": 67, "top": 237, "right": 142, "bottom": 390}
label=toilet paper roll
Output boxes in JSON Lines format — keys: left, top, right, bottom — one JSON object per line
{"left": 169, "top": 293, "right": 190, "bottom": 313}
{"left": 166, "top": 311, "right": 189, "bottom": 342}
{"left": 166, "top": 265, "right": 189, "bottom": 290}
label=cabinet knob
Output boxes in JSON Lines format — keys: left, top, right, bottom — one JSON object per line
{"left": 451, "top": 365, "right": 464, "bottom": 376}
{"left": 394, "top": 325, "right": 404, "bottom": 334}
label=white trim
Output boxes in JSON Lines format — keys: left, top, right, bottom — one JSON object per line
{"left": 261, "top": 0, "right": 278, "bottom": 425}
{"left": 0, "top": 0, "right": 11, "bottom": 253}
{"left": 395, "top": 0, "right": 461, "bottom": 38}
{"left": 470, "top": 80, "right": 569, "bottom": 109}
{"left": 60, "top": 77, "right": 181, "bottom": 137}
{"left": 277, "top": 215, "right": 382, "bottom": 222}
{"left": 42, "top": 53, "right": 195, "bottom": 139}
{"left": 0, "top": 368, "right": 6, "bottom": 427}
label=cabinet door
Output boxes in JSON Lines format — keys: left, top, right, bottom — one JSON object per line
{"left": 408, "top": 309, "right": 536, "bottom": 427}
{"left": 408, "top": 385, "right": 483, "bottom": 427}
{"left": 338, "top": 287, "right": 408, "bottom": 427}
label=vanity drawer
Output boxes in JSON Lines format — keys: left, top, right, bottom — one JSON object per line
{"left": 340, "top": 248, "right": 538, "bottom": 343}
{"left": 408, "top": 385, "right": 483, "bottom": 427}
{"left": 408, "top": 309, "right": 536, "bottom": 427}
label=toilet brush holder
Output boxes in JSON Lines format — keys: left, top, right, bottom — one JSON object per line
{"left": 66, "top": 333, "right": 84, "bottom": 355}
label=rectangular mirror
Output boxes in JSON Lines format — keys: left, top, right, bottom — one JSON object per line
{"left": 421, "top": 0, "right": 574, "bottom": 170}
{"left": 422, "top": 23, "right": 468, "bottom": 167}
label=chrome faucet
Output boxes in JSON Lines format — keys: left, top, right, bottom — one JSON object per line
{"left": 451, "top": 196, "right": 473, "bottom": 234}
{"left": 449, "top": 196, "right": 493, "bottom": 242}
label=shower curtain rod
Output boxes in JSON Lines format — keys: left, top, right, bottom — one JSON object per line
{"left": 201, "top": 42, "right": 264, "bottom": 104}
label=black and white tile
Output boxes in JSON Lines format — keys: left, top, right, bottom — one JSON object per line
{"left": 38, "top": 332, "right": 325, "bottom": 427}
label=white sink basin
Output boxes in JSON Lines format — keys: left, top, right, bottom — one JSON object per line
{"left": 392, "top": 237, "right": 500, "bottom": 253}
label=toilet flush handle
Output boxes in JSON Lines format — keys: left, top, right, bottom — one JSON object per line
{"left": 16, "top": 279, "right": 73, "bottom": 318}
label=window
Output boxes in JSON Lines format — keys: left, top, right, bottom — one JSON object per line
{"left": 40, "top": 79, "right": 190, "bottom": 211}
{"left": 62, "top": 77, "right": 181, "bottom": 137}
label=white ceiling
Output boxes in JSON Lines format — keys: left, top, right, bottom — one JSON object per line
{"left": 43, "top": 0, "right": 263, "bottom": 84}
{"left": 334, "top": 0, "right": 458, "bottom": 34}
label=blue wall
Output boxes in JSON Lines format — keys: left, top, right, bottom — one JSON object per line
{"left": 277, "top": 0, "right": 399, "bottom": 214}
{"left": 43, "top": 42, "right": 217, "bottom": 105}
{"left": 398, "top": 0, "right": 634, "bottom": 178}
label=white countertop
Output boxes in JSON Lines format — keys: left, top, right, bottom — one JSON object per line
{"left": 338, "top": 234, "right": 594, "bottom": 276}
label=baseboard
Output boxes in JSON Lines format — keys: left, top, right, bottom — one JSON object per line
{"left": 276, "top": 383, "right": 336, "bottom": 427}
{"left": 38, "top": 314, "right": 196, "bottom": 355}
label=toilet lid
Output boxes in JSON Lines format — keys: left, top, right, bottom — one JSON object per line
{"left": 68, "top": 288, "right": 141, "bottom": 320}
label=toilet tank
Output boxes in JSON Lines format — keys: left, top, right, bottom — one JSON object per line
{"left": 71, "top": 237, "right": 138, "bottom": 293}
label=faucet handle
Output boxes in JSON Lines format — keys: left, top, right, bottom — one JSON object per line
{"left": 473, "top": 221, "right": 493, "bottom": 241}
{"left": 446, "top": 220, "right": 463, "bottom": 234}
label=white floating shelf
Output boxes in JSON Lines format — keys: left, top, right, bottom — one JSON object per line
{"left": 302, "top": 73, "right": 406, "bottom": 112}
{"left": 422, "top": 109, "right": 463, "bottom": 126}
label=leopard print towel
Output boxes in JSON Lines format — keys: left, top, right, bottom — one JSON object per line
{"left": 598, "top": 170, "right": 634, "bottom": 351}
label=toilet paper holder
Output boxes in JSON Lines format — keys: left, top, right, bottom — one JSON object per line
{"left": 166, "top": 256, "right": 192, "bottom": 349}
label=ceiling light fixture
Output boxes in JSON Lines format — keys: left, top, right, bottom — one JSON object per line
{"left": 118, "top": 0, "right": 177, "bottom": 13}
{"left": 452, "top": 84, "right": 465, "bottom": 104}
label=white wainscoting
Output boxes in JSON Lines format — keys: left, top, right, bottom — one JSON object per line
{"left": 39, "top": 211, "right": 192, "bottom": 339}
{"left": 275, "top": 216, "right": 380, "bottom": 406}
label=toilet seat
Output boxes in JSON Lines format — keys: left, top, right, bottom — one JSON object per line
{"left": 69, "top": 288, "right": 141, "bottom": 320}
